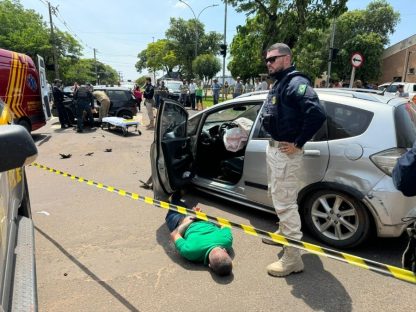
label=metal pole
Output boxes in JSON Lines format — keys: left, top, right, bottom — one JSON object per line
{"left": 94, "top": 48, "right": 98, "bottom": 85}
{"left": 48, "top": 2, "right": 59, "bottom": 79}
{"left": 349, "top": 67, "right": 356, "bottom": 88}
{"left": 327, "top": 19, "right": 336, "bottom": 87}
{"left": 403, "top": 50, "right": 413, "bottom": 82}
{"left": 222, "top": 0, "right": 227, "bottom": 100}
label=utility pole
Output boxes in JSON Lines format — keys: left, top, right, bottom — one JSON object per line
{"left": 118, "top": 71, "right": 123, "bottom": 85}
{"left": 48, "top": 1, "right": 59, "bottom": 79}
{"left": 222, "top": 0, "right": 227, "bottom": 100}
{"left": 94, "top": 48, "right": 98, "bottom": 85}
{"left": 326, "top": 19, "right": 336, "bottom": 87}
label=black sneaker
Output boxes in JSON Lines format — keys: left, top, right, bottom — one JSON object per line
{"left": 77, "top": 129, "right": 83, "bottom": 133}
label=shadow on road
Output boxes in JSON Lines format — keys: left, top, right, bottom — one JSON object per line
{"left": 185, "top": 189, "right": 406, "bottom": 268}
{"left": 31, "top": 134, "right": 51, "bottom": 146}
{"left": 286, "top": 254, "right": 352, "bottom": 312}
{"left": 35, "top": 226, "right": 140, "bottom": 312}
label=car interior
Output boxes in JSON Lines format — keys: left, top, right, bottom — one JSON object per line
{"left": 194, "top": 103, "right": 262, "bottom": 184}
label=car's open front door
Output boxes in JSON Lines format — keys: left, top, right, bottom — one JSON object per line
{"left": 151, "top": 100, "right": 193, "bottom": 198}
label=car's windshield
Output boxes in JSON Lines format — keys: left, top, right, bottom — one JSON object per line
{"left": 165, "top": 81, "right": 181, "bottom": 92}
{"left": 205, "top": 104, "right": 261, "bottom": 123}
{"left": 379, "top": 85, "right": 399, "bottom": 93}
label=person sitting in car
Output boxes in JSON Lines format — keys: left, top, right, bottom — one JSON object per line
{"left": 166, "top": 193, "right": 233, "bottom": 276}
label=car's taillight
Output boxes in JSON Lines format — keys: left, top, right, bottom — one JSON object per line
{"left": 370, "top": 148, "right": 408, "bottom": 176}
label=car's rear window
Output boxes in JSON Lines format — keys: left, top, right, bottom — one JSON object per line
{"left": 395, "top": 102, "right": 416, "bottom": 148}
{"left": 323, "top": 101, "right": 374, "bottom": 140}
{"left": 107, "top": 90, "right": 130, "bottom": 101}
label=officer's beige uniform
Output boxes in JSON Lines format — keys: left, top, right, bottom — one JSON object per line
{"left": 266, "top": 144, "right": 303, "bottom": 239}
{"left": 93, "top": 91, "right": 110, "bottom": 121}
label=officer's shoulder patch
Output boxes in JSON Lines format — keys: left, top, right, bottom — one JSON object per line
{"left": 297, "top": 84, "right": 307, "bottom": 96}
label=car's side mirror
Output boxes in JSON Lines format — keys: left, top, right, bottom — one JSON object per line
{"left": 0, "top": 125, "right": 38, "bottom": 172}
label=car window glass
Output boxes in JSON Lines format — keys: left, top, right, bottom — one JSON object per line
{"left": 161, "top": 102, "right": 187, "bottom": 140}
{"left": 106, "top": 90, "right": 129, "bottom": 101}
{"left": 165, "top": 82, "right": 181, "bottom": 92}
{"left": 413, "top": 85, "right": 416, "bottom": 92}
{"left": 386, "top": 85, "right": 398, "bottom": 93}
{"left": 187, "top": 114, "right": 201, "bottom": 136}
{"left": 325, "top": 101, "right": 373, "bottom": 140}
{"left": 395, "top": 102, "right": 416, "bottom": 148}
{"left": 205, "top": 103, "right": 260, "bottom": 123}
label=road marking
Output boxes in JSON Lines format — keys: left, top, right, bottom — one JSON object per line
{"left": 31, "top": 162, "right": 416, "bottom": 284}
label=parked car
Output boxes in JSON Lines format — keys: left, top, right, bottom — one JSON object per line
{"left": 0, "top": 118, "right": 38, "bottom": 310}
{"left": 379, "top": 82, "right": 416, "bottom": 103}
{"left": 52, "top": 86, "right": 138, "bottom": 123}
{"left": 161, "top": 79, "right": 182, "bottom": 102}
{"left": 151, "top": 89, "right": 416, "bottom": 248}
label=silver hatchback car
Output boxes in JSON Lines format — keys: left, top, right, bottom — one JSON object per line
{"left": 151, "top": 89, "right": 416, "bottom": 248}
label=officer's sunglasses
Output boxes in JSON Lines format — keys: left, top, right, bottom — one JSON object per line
{"left": 265, "top": 55, "right": 287, "bottom": 64}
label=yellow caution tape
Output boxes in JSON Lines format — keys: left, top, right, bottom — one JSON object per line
{"left": 31, "top": 162, "right": 416, "bottom": 284}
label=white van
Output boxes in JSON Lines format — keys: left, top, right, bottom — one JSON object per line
{"left": 379, "top": 82, "right": 416, "bottom": 103}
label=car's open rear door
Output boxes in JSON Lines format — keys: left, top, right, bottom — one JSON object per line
{"left": 151, "top": 100, "right": 193, "bottom": 198}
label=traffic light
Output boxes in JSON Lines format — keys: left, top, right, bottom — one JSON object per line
{"left": 330, "top": 48, "right": 339, "bottom": 61}
{"left": 219, "top": 44, "right": 227, "bottom": 57}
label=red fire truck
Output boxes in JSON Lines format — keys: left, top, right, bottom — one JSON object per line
{"left": 0, "top": 48, "right": 51, "bottom": 132}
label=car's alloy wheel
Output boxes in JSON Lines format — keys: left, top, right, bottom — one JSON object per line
{"left": 303, "top": 190, "right": 371, "bottom": 248}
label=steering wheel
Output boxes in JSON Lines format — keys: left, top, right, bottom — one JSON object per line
{"left": 200, "top": 130, "right": 212, "bottom": 146}
{"left": 219, "top": 122, "right": 238, "bottom": 136}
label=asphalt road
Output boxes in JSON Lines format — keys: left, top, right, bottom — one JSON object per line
{"left": 27, "top": 113, "right": 414, "bottom": 312}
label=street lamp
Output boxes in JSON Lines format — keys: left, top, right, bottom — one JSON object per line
{"left": 179, "top": 0, "right": 219, "bottom": 58}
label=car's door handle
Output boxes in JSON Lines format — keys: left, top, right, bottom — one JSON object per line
{"left": 303, "top": 149, "right": 321, "bottom": 156}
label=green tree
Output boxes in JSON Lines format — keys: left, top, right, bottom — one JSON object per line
{"left": 226, "top": 0, "right": 347, "bottom": 50}
{"left": 192, "top": 54, "right": 221, "bottom": 81}
{"left": 0, "top": 0, "right": 82, "bottom": 80}
{"left": 330, "top": 0, "right": 400, "bottom": 82}
{"left": 165, "top": 18, "right": 223, "bottom": 78}
{"left": 136, "top": 39, "right": 179, "bottom": 74}
{"left": 227, "top": 16, "right": 266, "bottom": 80}
{"left": 61, "top": 59, "right": 118, "bottom": 85}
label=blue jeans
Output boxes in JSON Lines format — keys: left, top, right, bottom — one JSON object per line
{"left": 76, "top": 102, "right": 94, "bottom": 130}
{"left": 165, "top": 194, "right": 188, "bottom": 232}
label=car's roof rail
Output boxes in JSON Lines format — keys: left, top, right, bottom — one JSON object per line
{"left": 316, "top": 88, "right": 393, "bottom": 103}
{"left": 236, "top": 90, "right": 269, "bottom": 98}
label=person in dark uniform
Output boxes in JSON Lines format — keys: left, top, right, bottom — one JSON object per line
{"left": 73, "top": 83, "right": 94, "bottom": 133}
{"left": 261, "top": 43, "right": 326, "bottom": 277}
{"left": 52, "top": 79, "right": 70, "bottom": 129}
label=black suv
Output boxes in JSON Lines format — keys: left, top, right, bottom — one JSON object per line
{"left": 52, "top": 86, "right": 138, "bottom": 122}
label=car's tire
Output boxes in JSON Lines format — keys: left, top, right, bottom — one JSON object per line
{"left": 18, "top": 119, "right": 31, "bottom": 133}
{"left": 302, "top": 190, "right": 371, "bottom": 248}
{"left": 117, "top": 110, "right": 133, "bottom": 119}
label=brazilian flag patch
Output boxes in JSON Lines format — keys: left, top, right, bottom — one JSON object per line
{"left": 297, "top": 84, "right": 307, "bottom": 96}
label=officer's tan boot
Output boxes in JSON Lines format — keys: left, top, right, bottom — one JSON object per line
{"left": 267, "top": 247, "right": 304, "bottom": 277}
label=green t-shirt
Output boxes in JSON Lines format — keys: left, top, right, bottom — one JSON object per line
{"left": 195, "top": 87, "right": 203, "bottom": 97}
{"left": 175, "top": 221, "right": 233, "bottom": 265}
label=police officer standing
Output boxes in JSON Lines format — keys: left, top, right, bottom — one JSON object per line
{"left": 73, "top": 83, "right": 94, "bottom": 133}
{"left": 262, "top": 43, "right": 326, "bottom": 277}
{"left": 52, "top": 79, "right": 70, "bottom": 129}
{"left": 143, "top": 77, "right": 155, "bottom": 129}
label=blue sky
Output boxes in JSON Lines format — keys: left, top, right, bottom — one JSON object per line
{"left": 20, "top": 0, "right": 415, "bottom": 81}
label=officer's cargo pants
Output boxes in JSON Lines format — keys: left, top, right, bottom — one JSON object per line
{"left": 266, "top": 144, "right": 303, "bottom": 240}
{"left": 145, "top": 98, "right": 155, "bottom": 126}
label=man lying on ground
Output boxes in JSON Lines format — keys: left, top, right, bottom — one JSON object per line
{"left": 166, "top": 194, "right": 233, "bottom": 276}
